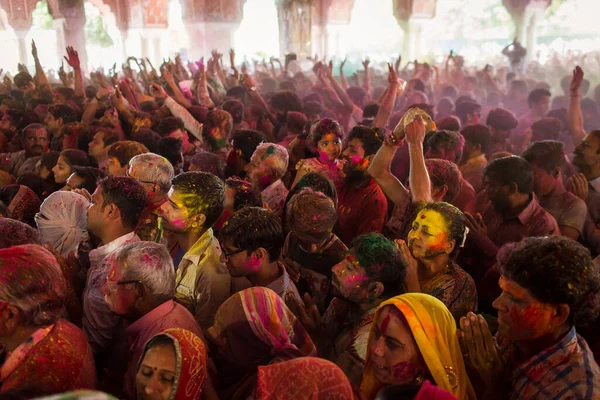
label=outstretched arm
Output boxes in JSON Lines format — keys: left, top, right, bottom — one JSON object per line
{"left": 374, "top": 63, "right": 403, "bottom": 129}
{"left": 64, "top": 46, "right": 84, "bottom": 98}
{"left": 31, "top": 40, "right": 50, "bottom": 89}
{"left": 568, "top": 66, "right": 586, "bottom": 146}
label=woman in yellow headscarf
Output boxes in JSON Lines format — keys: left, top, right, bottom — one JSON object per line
{"left": 360, "top": 293, "right": 476, "bottom": 400}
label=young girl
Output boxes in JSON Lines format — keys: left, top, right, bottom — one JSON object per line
{"left": 292, "top": 118, "right": 345, "bottom": 189}
{"left": 52, "top": 149, "right": 90, "bottom": 184}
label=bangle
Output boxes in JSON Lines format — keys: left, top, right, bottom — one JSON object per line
{"left": 384, "top": 133, "right": 405, "bottom": 148}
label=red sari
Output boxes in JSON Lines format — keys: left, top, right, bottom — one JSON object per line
{"left": 254, "top": 357, "right": 354, "bottom": 400}
{"left": 0, "top": 319, "right": 96, "bottom": 394}
{"left": 138, "top": 328, "right": 207, "bottom": 400}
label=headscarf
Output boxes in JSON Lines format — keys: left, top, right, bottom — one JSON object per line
{"left": 360, "top": 293, "right": 475, "bottom": 400}
{"left": 0, "top": 217, "right": 40, "bottom": 248}
{"left": 210, "top": 287, "right": 317, "bottom": 361}
{"left": 255, "top": 357, "right": 353, "bottom": 400}
{"left": 1, "top": 184, "right": 42, "bottom": 226}
{"left": 138, "top": 328, "right": 207, "bottom": 400}
{"left": 35, "top": 191, "right": 90, "bottom": 258}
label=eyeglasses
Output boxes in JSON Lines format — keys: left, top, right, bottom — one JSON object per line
{"left": 125, "top": 170, "right": 156, "bottom": 185}
{"left": 104, "top": 279, "right": 143, "bottom": 291}
{"left": 219, "top": 243, "right": 246, "bottom": 259}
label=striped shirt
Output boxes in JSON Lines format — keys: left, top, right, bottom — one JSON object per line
{"left": 507, "top": 327, "right": 600, "bottom": 400}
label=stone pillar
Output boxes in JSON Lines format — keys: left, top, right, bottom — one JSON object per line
{"left": 393, "top": 0, "right": 437, "bottom": 63}
{"left": 502, "top": 0, "right": 550, "bottom": 63}
{"left": 48, "top": 0, "right": 89, "bottom": 73}
{"left": 276, "top": 0, "right": 313, "bottom": 57}
{"left": 311, "top": 0, "right": 330, "bottom": 58}
{"left": 14, "top": 29, "right": 29, "bottom": 66}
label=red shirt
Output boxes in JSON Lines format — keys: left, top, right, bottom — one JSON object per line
{"left": 337, "top": 179, "right": 388, "bottom": 246}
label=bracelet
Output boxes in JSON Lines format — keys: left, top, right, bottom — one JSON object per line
{"left": 384, "top": 133, "right": 405, "bottom": 148}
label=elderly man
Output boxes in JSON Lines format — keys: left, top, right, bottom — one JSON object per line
{"left": 0, "top": 123, "right": 49, "bottom": 178}
{"left": 81, "top": 176, "right": 147, "bottom": 358}
{"left": 102, "top": 241, "right": 202, "bottom": 400}
{"left": 245, "top": 142, "right": 289, "bottom": 218}
{"left": 0, "top": 244, "right": 96, "bottom": 394}
{"left": 127, "top": 153, "right": 174, "bottom": 242}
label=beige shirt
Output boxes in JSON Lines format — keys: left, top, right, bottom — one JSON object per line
{"left": 174, "top": 228, "right": 231, "bottom": 330}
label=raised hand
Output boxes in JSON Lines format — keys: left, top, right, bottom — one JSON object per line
{"left": 387, "top": 63, "right": 399, "bottom": 85}
{"left": 404, "top": 114, "right": 427, "bottom": 145}
{"left": 31, "top": 40, "right": 39, "bottom": 60}
{"left": 229, "top": 48, "right": 236, "bottom": 67}
{"left": 362, "top": 57, "right": 371, "bottom": 71}
{"left": 150, "top": 82, "right": 168, "bottom": 99}
{"left": 571, "top": 66, "right": 584, "bottom": 96}
{"left": 395, "top": 55, "right": 402, "bottom": 72}
{"left": 64, "top": 46, "right": 81, "bottom": 70}
{"left": 464, "top": 212, "right": 488, "bottom": 239}
{"left": 567, "top": 172, "right": 589, "bottom": 201}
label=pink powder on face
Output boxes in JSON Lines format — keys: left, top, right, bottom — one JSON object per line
{"left": 381, "top": 315, "right": 391, "bottom": 335}
{"left": 391, "top": 361, "right": 418, "bottom": 382}
{"left": 245, "top": 255, "right": 261, "bottom": 273}
{"left": 170, "top": 219, "right": 186, "bottom": 229}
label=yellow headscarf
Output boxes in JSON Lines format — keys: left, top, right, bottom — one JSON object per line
{"left": 360, "top": 293, "right": 476, "bottom": 400}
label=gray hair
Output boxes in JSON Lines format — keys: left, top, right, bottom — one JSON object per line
{"left": 115, "top": 241, "right": 175, "bottom": 304}
{"left": 0, "top": 244, "right": 66, "bottom": 327}
{"left": 251, "top": 143, "right": 289, "bottom": 180}
{"left": 129, "top": 153, "right": 175, "bottom": 194}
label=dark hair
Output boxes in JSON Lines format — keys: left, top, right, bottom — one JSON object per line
{"left": 60, "top": 149, "right": 90, "bottom": 168}
{"left": 283, "top": 172, "right": 338, "bottom": 232}
{"left": 158, "top": 137, "right": 183, "bottom": 167}
{"left": 436, "top": 116, "right": 461, "bottom": 132}
{"left": 303, "top": 92, "right": 324, "bottom": 105}
{"left": 139, "top": 100, "right": 159, "bottom": 114}
{"left": 408, "top": 78, "right": 426, "bottom": 92}
{"left": 527, "top": 88, "right": 551, "bottom": 107}
{"left": 441, "top": 85, "right": 459, "bottom": 100}
{"left": 425, "top": 159, "right": 462, "bottom": 203}
{"left": 98, "top": 176, "right": 148, "bottom": 230}
{"left": 417, "top": 202, "right": 466, "bottom": 258}
{"left": 309, "top": 118, "right": 343, "bottom": 149}
{"left": 48, "top": 104, "right": 78, "bottom": 124}
{"left": 219, "top": 206, "right": 284, "bottom": 262}
{"left": 55, "top": 87, "right": 75, "bottom": 102}
{"left": 581, "top": 98, "right": 598, "bottom": 115}
{"left": 362, "top": 103, "right": 380, "bottom": 119}
{"left": 94, "top": 128, "right": 120, "bottom": 148}
{"left": 6, "top": 109, "right": 30, "bottom": 132}
{"left": 285, "top": 112, "right": 308, "bottom": 135}
{"left": 190, "top": 151, "right": 226, "bottom": 179}
{"left": 347, "top": 125, "right": 385, "bottom": 156}
{"left": 72, "top": 166, "right": 106, "bottom": 193}
{"left": 16, "top": 174, "right": 45, "bottom": 200}
{"left": 85, "top": 85, "right": 98, "bottom": 100}
{"left": 484, "top": 155, "right": 533, "bottom": 194}
{"left": 521, "top": 140, "right": 565, "bottom": 173}
{"left": 13, "top": 72, "right": 33, "bottom": 89}
{"left": 107, "top": 141, "right": 149, "bottom": 168}
{"left": 279, "top": 80, "right": 296, "bottom": 92}
{"left": 424, "top": 130, "right": 465, "bottom": 164}
{"left": 270, "top": 91, "right": 303, "bottom": 114}
{"left": 226, "top": 86, "right": 246, "bottom": 102}
{"left": 225, "top": 177, "right": 262, "bottom": 211}
{"left": 461, "top": 124, "right": 491, "bottom": 154}
{"left": 155, "top": 117, "right": 185, "bottom": 137}
{"left": 132, "top": 128, "right": 162, "bottom": 154}
{"left": 499, "top": 236, "right": 600, "bottom": 325}
{"left": 231, "top": 130, "right": 267, "bottom": 163}
{"left": 172, "top": 172, "right": 225, "bottom": 228}
{"left": 40, "top": 151, "right": 60, "bottom": 171}
{"left": 222, "top": 99, "right": 245, "bottom": 124}
{"left": 455, "top": 101, "right": 481, "bottom": 124}
{"left": 352, "top": 233, "right": 406, "bottom": 298}
{"left": 60, "top": 122, "right": 89, "bottom": 144}
{"left": 486, "top": 108, "right": 518, "bottom": 131}
{"left": 530, "top": 117, "right": 562, "bottom": 141}
{"left": 346, "top": 87, "right": 367, "bottom": 105}
{"left": 303, "top": 101, "right": 324, "bottom": 119}
{"left": 510, "top": 80, "right": 528, "bottom": 93}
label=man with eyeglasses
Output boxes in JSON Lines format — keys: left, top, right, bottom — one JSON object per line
{"left": 218, "top": 206, "right": 302, "bottom": 313}
{"left": 127, "top": 153, "right": 174, "bottom": 242}
{"left": 101, "top": 241, "right": 202, "bottom": 399}
{"left": 0, "top": 123, "right": 49, "bottom": 178}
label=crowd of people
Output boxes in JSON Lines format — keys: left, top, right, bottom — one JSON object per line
{"left": 0, "top": 38, "right": 600, "bottom": 399}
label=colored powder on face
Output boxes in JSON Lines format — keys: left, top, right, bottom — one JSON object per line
{"left": 381, "top": 314, "right": 391, "bottom": 335}
{"left": 245, "top": 255, "right": 262, "bottom": 273}
{"left": 391, "top": 361, "right": 418, "bottom": 382}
